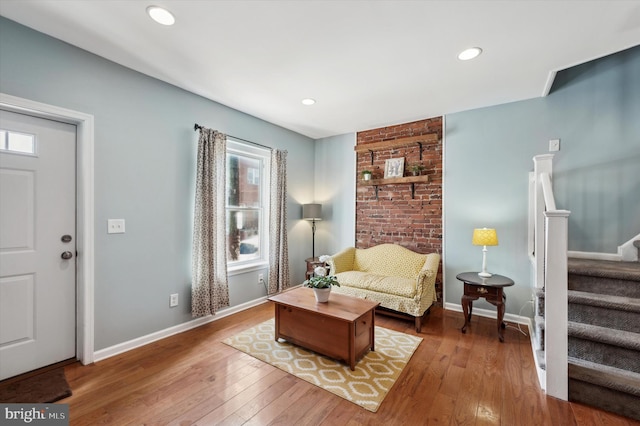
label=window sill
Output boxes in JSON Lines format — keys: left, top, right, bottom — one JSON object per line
{"left": 228, "top": 261, "right": 269, "bottom": 277}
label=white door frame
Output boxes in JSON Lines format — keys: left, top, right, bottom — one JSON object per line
{"left": 0, "top": 93, "right": 95, "bottom": 365}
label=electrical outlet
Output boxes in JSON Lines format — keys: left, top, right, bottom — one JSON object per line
{"left": 258, "top": 273, "right": 264, "bottom": 285}
{"left": 107, "top": 219, "right": 125, "bottom": 234}
{"left": 549, "top": 139, "right": 560, "bottom": 152}
{"left": 170, "top": 293, "right": 179, "bottom": 307}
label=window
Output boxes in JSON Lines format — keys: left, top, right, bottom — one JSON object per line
{"left": 226, "top": 140, "right": 270, "bottom": 268}
{"left": 0, "top": 129, "right": 36, "bottom": 155}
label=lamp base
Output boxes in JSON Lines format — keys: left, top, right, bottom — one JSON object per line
{"left": 478, "top": 271, "right": 493, "bottom": 278}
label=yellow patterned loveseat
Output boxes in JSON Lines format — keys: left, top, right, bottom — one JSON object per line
{"left": 326, "top": 244, "right": 440, "bottom": 332}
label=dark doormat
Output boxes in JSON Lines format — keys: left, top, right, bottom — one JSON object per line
{"left": 0, "top": 368, "right": 72, "bottom": 403}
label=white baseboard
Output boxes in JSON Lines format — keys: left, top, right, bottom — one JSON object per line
{"left": 94, "top": 298, "right": 533, "bottom": 363}
{"left": 93, "top": 297, "right": 269, "bottom": 362}
{"left": 444, "top": 302, "right": 530, "bottom": 325}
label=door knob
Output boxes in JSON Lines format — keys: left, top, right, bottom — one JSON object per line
{"left": 61, "top": 251, "right": 73, "bottom": 260}
{"left": 61, "top": 234, "right": 72, "bottom": 243}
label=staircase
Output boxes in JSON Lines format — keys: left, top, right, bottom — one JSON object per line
{"left": 535, "top": 258, "right": 640, "bottom": 420}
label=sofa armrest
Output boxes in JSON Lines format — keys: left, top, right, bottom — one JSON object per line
{"left": 328, "top": 247, "right": 356, "bottom": 274}
{"left": 415, "top": 253, "right": 441, "bottom": 301}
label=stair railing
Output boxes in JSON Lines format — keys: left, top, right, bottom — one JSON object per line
{"left": 529, "top": 154, "right": 571, "bottom": 400}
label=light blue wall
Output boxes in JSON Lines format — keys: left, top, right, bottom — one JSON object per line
{"left": 0, "top": 17, "right": 315, "bottom": 350}
{"left": 314, "top": 133, "right": 357, "bottom": 256}
{"left": 445, "top": 46, "right": 640, "bottom": 315}
{"left": 549, "top": 48, "right": 640, "bottom": 253}
{"left": 2, "top": 16, "right": 637, "bottom": 348}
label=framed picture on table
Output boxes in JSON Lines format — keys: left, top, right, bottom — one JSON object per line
{"left": 384, "top": 157, "right": 405, "bottom": 178}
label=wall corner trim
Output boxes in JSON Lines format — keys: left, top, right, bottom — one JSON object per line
{"left": 542, "top": 70, "right": 557, "bottom": 97}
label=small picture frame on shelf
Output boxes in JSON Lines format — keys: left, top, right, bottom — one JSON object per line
{"left": 384, "top": 157, "right": 405, "bottom": 178}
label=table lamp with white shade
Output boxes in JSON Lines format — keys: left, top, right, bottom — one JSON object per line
{"left": 472, "top": 228, "right": 499, "bottom": 278}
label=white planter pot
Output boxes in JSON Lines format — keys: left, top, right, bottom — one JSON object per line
{"left": 363, "top": 174, "right": 371, "bottom": 181}
{"left": 313, "top": 287, "right": 331, "bottom": 303}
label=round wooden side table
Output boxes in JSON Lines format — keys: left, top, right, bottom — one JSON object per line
{"left": 456, "top": 272, "right": 514, "bottom": 342}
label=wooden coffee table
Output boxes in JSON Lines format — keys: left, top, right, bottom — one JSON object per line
{"left": 268, "top": 286, "right": 379, "bottom": 370}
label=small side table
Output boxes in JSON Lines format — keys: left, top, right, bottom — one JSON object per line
{"left": 305, "top": 257, "right": 328, "bottom": 280}
{"left": 456, "top": 272, "right": 514, "bottom": 342}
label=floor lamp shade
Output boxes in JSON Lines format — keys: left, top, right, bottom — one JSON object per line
{"left": 302, "top": 204, "right": 322, "bottom": 221}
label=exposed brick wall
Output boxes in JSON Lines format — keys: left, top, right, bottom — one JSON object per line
{"left": 356, "top": 117, "right": 443, "bottom": 303}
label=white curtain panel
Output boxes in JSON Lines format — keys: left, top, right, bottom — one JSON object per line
{"left": 191, "top": 128, "right": 229, "bottom": 317}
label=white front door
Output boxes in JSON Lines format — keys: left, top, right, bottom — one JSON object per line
{"left": 0, "top": 110, "right": 76, "bottom": 380}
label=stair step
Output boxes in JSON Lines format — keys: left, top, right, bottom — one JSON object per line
{"left": 569, "top": 357, "right": 640, "bottom": 421}
{"left": 569, "top": 258, "right": 640, "bottom": 281}
{"left": 568, "top": 258, "right": 640, "bottom": 298}
{"left": 568, "top": 290, "right": 640, "bottom": 333}
{"left": 569, "top": 357, "right": 640, "bottom": 397}
{"left": 568, "top": 322, "right": 640, "bottom": 373}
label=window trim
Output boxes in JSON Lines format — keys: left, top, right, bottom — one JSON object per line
{"left": 226, "top": 139, "right": 270, "bottom": 272}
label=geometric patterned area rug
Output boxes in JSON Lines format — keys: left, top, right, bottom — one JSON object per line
{"left": 222, "top": 319, "right": 422, "bottom": 412}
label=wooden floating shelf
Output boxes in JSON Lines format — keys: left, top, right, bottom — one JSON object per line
{"left": 360, "top": 175, "right": 429, "bottom": 200}
{"left": 360, "top": 175, "right": 429, "bottom": 186}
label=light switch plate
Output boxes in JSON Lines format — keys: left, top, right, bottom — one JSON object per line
{"left": 107, "top": 219, "right": 126, "bottom": 234}
{"left": 170, "top": 293, "right": 179, "bottom": 307}
{"left": 549, "top": 139, "right": 560, "bottom": 152}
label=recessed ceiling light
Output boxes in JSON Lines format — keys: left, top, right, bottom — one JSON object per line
{"left": 301, "top": 98, "right": 316, "bottom": 106}
{"left": 147, "top": 6, "right": 175, "bottom": 26}
{"left": 458, "top": 47, "right": 482, "bottom": 61}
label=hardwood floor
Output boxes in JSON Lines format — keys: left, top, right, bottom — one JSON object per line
{"left": 61, "top": 302, "right": 639, "bottom": 425}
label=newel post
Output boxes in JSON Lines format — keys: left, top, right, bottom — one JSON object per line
{"left": 532, "top": 154, "right": 554, "bottom": 289}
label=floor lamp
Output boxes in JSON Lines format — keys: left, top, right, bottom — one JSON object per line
{"left": 302, "top": 203, "right": 322, "bottom": 259}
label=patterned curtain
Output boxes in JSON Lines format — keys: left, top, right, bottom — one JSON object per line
{"left": 192, "top": 128, "right": 229, "bottom": 317}
{"left": 268, "top": 149, "right": 290, "bottom": 294}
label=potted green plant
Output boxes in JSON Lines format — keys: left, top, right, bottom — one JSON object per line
{"left": 361, "top": 170, "right": 372, "bottom": 181}
{"left": 303, "top": 271, "right": 340, "bottom": 303}
{"left": 409, "top": 163, "right": 425, "bottom": 176}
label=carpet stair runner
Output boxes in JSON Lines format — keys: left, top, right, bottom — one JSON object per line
{"left": 535, "top": 258, "right": 640, "bottom": 421}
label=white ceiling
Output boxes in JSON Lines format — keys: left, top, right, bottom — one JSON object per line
{"left": 2, "top": 1, "right": 639, "bottom": 139}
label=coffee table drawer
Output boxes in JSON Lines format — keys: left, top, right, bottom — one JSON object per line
{"left": 465, "top": 283, "right": 499, "bottom": 298}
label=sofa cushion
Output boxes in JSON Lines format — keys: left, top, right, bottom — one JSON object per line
{"left": 352, "top": 244, "right": 426, "bottom": 279}
{"left": 335, "top": 271, "right": 417, "bottom": 299}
